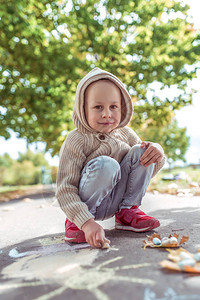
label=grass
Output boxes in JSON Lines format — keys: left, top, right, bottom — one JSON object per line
{"left": 148, "top": 166, "right": 200, "bottom": 196}
{"left": 0, "top": 184, "right": 45, "bottom": 202}
{"left": 0, "top": 185, "right": 40, "bottom": 193}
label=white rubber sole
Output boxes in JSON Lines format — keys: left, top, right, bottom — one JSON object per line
{"left": 115, "top": 222, "right": 153, "bottom": 232}
{"left": 64, "top": 236, "right": 76, "bottom": 241}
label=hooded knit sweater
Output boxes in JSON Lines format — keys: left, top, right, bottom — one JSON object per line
{"left": 56, "top": 68, "right": 165, "bottom": 229}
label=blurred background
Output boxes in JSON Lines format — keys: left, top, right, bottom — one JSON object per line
{"left": 0, "top": 0, "right": 200, "bottom": 200}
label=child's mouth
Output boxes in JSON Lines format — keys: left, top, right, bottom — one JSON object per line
{"left": 99, "top": 122, "right": 113, "bottom": 125}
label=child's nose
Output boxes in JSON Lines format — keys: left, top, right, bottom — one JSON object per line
{"left": 102, "top": 109, "right": 111, "bottom": 118}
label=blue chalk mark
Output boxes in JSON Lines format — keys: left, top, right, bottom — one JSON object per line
{"left": 144, "top": 288, "right": 200, "bottom": 300}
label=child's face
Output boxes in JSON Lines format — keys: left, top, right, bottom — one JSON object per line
{"left": 84, "top": 80, "right": 121, "bottom": 133}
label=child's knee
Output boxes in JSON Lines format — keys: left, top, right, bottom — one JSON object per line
{"left": 130, "top": 145, "right": 155, "bottom": 172}
{"left": 89, "top": 156, "right": 120, "bottom": 183}
{"left": 130, "top": 144, "right": 145, "bottom": 159}
{"left": 97, "top": 156, "right": 120, "bottom": 176}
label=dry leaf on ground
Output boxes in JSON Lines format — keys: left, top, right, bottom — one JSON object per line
{"left": 160, "top": 248, "right": 200, "bottom": 273}
{"left": 143, "top": 232, "right": 189, "bottom": 249}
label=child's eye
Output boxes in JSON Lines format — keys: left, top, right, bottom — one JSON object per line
{"left": 110, "top": 105, "right": 118, "bottom": 109}
{"left": 94, "top": 105, "right": 102, "bottom": 109}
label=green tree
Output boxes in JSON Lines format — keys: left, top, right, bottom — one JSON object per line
{"left": 136, "top": 119, "right": 190, "bottom": 164}
{"left": 3, "top": 160, "right": 41, "bottom": 185}
{"left": 0, "top": 153, "right": 14, "bottom": 168}
{"left": 0, "top": 153, "right": 14, "bottom": 185}
{"left": 1, "top": 0, "right": 199, "bottom": 159}
{"left": 17, "top": 149, "right": 49, "bottom": 167}
{"left": 0, "top": 151, "right": 51, "bottom": 185}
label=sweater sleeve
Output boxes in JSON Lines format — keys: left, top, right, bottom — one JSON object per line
{"left": 123, "top": 126, "right": 166, "bottom": 177}
{"left": 56, "top": 130, "right": 94, "bottom": 229}
{"left": 122, "top": 126, "right": 142, "bottom": 146}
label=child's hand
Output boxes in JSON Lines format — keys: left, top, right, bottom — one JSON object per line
{"left": 82, "top": 219, "right": 110, "bottom": 248}
{"left": 140, "top": 141, "right": 164, "bottom": 167}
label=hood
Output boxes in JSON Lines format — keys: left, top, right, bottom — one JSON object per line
{"left": 72, "top": 67, "right": 133, "bottom": 133}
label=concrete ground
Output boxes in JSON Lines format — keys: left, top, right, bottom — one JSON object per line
{"left": 0, "top": 192, "right": 200, "bottom": 300}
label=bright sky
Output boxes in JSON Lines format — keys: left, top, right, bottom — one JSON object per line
{"left": 174, "top": 0, "right": 200, "bottom": 164}
{"left": 0, "top": 0, "right": 199, "bottom": 166}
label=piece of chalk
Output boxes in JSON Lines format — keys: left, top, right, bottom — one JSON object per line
{"left": 178, "top": 258, "right": 196, "bottom": 269}
{"left": 194, "top": 253, "right": 200, "bottom": 262}
{"left": 153, "top": 237, "right": 161, "bottom": 245}
{"left": 102, "top": 242, "right": 110, "bottom": 249}
{"left": 161, "top": 239, "right": 170, "bottom": 246}
{"left": 161, "top": 237, "right": 168, "bottom": 243}
{"left": 179, "top": 251, "right": 192, "bottom": 260}
{"left": 169, "top": 236, "right": 178, "bottom": 244}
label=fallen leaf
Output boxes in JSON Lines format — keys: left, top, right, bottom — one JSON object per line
{"left": 160, "top": 248, "right": 200, "bottom": 273}
{"left": 167, "top": 248, "right": 192, "bottom": 262}
{"left": 143, "top": 233, "right": 189, "bottom": 249}
{"left": 160, "top": 260, "right": 181, "bottom": 271}
{"left": 180, "top": 235, "right": 189, "bottom": 245}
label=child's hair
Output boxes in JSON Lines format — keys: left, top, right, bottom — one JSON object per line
{"left": 84, "top": 79, "right": 127, "bottom": 123}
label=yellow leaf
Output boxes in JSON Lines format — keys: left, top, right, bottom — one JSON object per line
{"left": 143, "top": 233, "right": 189, "bottom": 249}
{"left": 161, "top": 248, "right": 200, "bottom": 273}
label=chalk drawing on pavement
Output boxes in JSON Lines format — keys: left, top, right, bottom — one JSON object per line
{"left": 144, "top": 287, "right": 200, "bottom": 300}
{"left": 0, "top": 235, "right": 154, "bottom": 300}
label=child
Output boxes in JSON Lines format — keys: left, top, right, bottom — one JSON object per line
{"left": 56, "top": 67, "right": 165, "bottom": 249}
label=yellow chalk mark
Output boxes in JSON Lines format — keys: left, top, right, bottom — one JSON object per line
{"left": 111, "top": 275, "right": 154, "bottom": 285}
{"left": 0, "top": 281, "right": 42, "bottom": 291}
{"left": 56, "top": 263, "right": 80, "bottom": 274}
{"left": 2, "top": 244, "right": 155, "bottom": 300}
{"left": 97, "top": 256, "right": 123, "bottom": 268}
{"left": 38, "top": 236, "right": 65, "bottom": 246}
{"left": 113, "top": 262, "right": 151, "bottom": 271}
{"left": 89, "top": 288, "right": 110, "bottom": 300}
{"left": 2, "top": 249, "right": 100, "bottom": 281}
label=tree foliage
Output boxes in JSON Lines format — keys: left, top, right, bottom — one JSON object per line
{"left": 136, "top": 118, "right": 190, "bottom": 164}
{"left": 4, "top": 160, "right": 40, "bottom": 185}
{"left": 0, "top": 0, "right": 200, "bottom": 161}
{"left": 0, "top": 150, "right": 51, "bottom": 185}
{"left": 0, "top": 153, "right": 14, "bottom": 168}
{"left": 17, "top": 149, "right": 49, "bottom": 167}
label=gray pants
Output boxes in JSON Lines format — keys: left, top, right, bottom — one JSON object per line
{"left": 79, "top": 145, "right": 154, "bottom": 221}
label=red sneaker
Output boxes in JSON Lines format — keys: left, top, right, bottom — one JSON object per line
{"left": 65, "top": 219, "right": 86, "bottom": 243}
{"left": 115, "top": 206, "right": 160, "bottom": 232}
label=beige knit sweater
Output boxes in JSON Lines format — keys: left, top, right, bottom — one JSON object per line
{"left": 56, "top": 68, "right": 165, "bottom": 229}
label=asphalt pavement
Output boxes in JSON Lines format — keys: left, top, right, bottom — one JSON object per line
{"left": 1, "top": 191, "right": 200, "bottom": 300}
